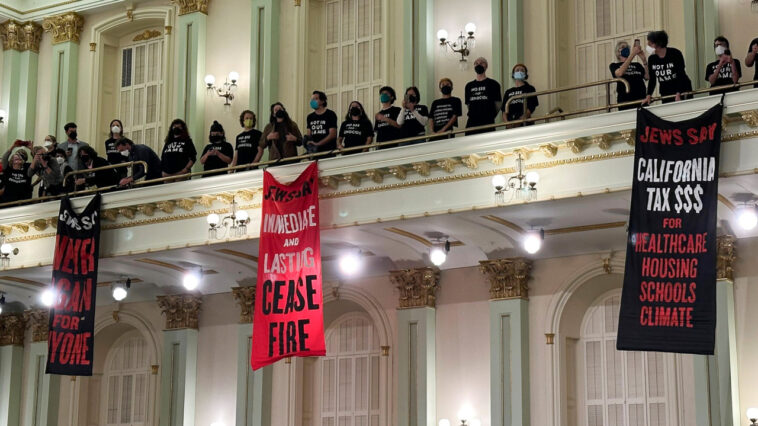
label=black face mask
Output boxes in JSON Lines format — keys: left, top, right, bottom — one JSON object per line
{"left": 80, "top": 156, "right": 90, "bottom": 164}
{"left": 350, "top": 107, "right": 361, "bottom": 117}
{"left": 474, "top": 64, "right": 485, "bottom": 75}
{"left": 275, "top": 110, "right": 285, "bottom": 119}
{"left": 172, "top": 127, "right": 182, "bottom": 136}
{"left": 440, "top": 86, "right": 453, "bottom": 95}
{"left": 69, "top": 131, "right": 78, "bottom": 140}
{"left": 209, "top": 135, "right": 223, "bottom": 143}
{"left": 408, "top": 95, "right": 418, "bottom": 104}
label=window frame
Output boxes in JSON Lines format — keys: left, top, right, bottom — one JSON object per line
{"left": 101, "top": 330, "right": 152, "bottom": 426}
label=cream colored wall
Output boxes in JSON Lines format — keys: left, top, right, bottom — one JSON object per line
{"left": 734, "top": 237, "right": 758, "bottom": 420}
{"left": 34, "top": 31, "right": 53, "bottom": 144}
{"left": 718, "top": 0, "right": 758, "bottom": 75}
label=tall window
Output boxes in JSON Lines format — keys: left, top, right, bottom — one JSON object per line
{"left": 324, "top": 0, "right": 384, "bottom": 118}
{"left": 574, "top": 0, "right": 659, "bottom": 108}
{"left": 580, "top": 293, "right": 672, "bottom": 426}
{"left": 119, "top": 36, "right": 164, "bottom": 150}
{"left": 103, "top": 332, "right": 151, "bottom": 426}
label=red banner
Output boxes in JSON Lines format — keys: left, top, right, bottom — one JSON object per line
{"left": 251, "top": 162, "right": 326, "bottom": 370}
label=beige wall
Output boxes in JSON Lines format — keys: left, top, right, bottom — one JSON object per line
{"left": 719, "top": 0, "right": 758, "bottom": 80}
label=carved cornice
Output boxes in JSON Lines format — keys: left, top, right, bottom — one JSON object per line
{"left": 717, "top": 235, "right": 736, "bottom": 281}
{"left": 231, "top": 286, "right": 255, "bottom": 323}
{"left": 169, "top": 0, "right": 209, "bottom": 15}
{"left": 24, "top": 309, "right": 49, "bottom": 342}
{"left": 0, "top": 20, "right": 43, "bottom": 52}
{"left": 479, "top": 257, "right": 532, "bottom": 300}
{"left": 157, "top": 294, "right": 203, "bottom": 330}
{"left": 133, "top": 29, "right": 162, "bottom": 42}
{"left": 0, "top": 313, "right": 26, "bottom": 346}
{"left": 390, "top": 267, "right": 440, "bottom": 309}
{"left": 42, "top": 12, "right": 84, "bottom": 44}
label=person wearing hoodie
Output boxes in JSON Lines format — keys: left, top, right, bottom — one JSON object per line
{"left": 200, "top": 120, "right": 234, "bottom": 177}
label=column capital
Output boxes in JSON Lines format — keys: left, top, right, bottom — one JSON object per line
{"left": 0, "top": 20, "right": 43, "bottom": 53}
{"left": 0, "top": 313, "right": 26, "bottom": 346}
{"left": 231, "top": 286, "right": 255, "bottom": 324}
{"left": 157, "top": 294, "right": 203, "bottom": 330}
{"left": 479, "top": 257, "right": 532, "bottom": 300}
{"left": 170, "top": 0, "right": 210, "bottom": 16}
{"left": 390, "top": 267, "right": 440, "bottom": 309}
{"left": 42, "top": 12, "right": 85, "bottom": 45}
{"left": 24, "top": 309, "right": 49, "bottom": 342}
{"left": 717, "top": 235, "right": 736, "bottom": 281}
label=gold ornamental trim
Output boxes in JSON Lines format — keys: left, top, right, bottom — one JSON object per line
{"left": 170, "top": 0, "right": 209, "bottom": 16}
{"left": 42, "top": 12, "right": 84, "bottom": 44}
{"left": 0, "top": 20, "right": 43, "bottom": 52}
{"left": 231, "top": 286, "right": 255, "bottom": 323}
{"left": 717, "top": 235, "right": 736, "bottom": 282}
{"left": 157, "top": 294, "right": 203, "bottom": 330}
{"left": 133, "top": 29, "right": 163, "bottom": 42}
{"left": 479, "top": 258, "right": 532, "bottom": 300}
{"left": 24, "top": 309, "right": 49, "bottom": 342}
{"left": 390, "top": 267, "right": 440, "bottom": 309}
{"left": 0, "top": 313, "right": 26, "bottom": 346}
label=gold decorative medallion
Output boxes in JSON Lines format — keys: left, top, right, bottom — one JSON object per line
{"left": 157, "top": 294, "right": 203, "bottom": 330}
{"left": 231, "top": 286, "right": 255, "bottom": 323}
{"left": 479, "top": 257, "right": 532, "bottom": 300}
{"left": 42, "top": 12, "right": 85, "bottom": 44}
{"left": 390, "top": 267, "right": 440, "bottom": 309}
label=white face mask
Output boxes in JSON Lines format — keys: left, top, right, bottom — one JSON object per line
{"left": 645, "top": 45, "right": 656, "bottom": 55}
{"left": 120, "top": 150, "right": 130, "bottom": 157}
{"left": 43, "top": 140, "right": 53, "bottom": 147}
{"left": 55, "top": 157, "right": 65, "bottom": 165}
{"left": 112, "top": 126, "right": 122, "bottom": 134}
{"left": 715, "top": 45, "right": 726, "bottom": 56}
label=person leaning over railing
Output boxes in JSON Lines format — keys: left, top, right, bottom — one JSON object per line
{"left": 397, "top": 86, "right": 429, "bottom": 146}
{"left": 464, "top": 57, "right": 501, "bottom": 135}
{"left": 29, "top": 145, "right": 62, "bottom": 197}
{"left": 610, "top": 40, "right": 649, "bottom": 110}
{"left": 745, "top": 37, "right": 758, "bottom": 89}
{"left": 161, "top": 118, "right": 197, "bottom": 182}
{"left": 232, "top": 109, "right": 262, "bottom": 170}
{"left": 429, "top": 78, "right": 462, "bottom": 140}
{"left": 0, "top": 143, "right": 33, "bottom": 204}
{"left": 105, "top": 119, "right": 130, "bottom": 179}
{"left": 501, "top": 63, "right": 539, "bottom": 128}
{"left": 255, "top": 103, "right": 303, "bottom": 165}
{"left": 337, "top": 101, "right": 373, "bottom": 154}
{"left": 115, "top": 138, "right": 162, "bottom": 186}
{"left": 374, "top": 86, "right": 402, "bottom": 149}
{"left": 644, "top": 30, "right": 693, "bottom": 104}
{"left": 73, "top": 146, "right": 119, "bottom": 191}
{"left": 706, "top": 36, "right": 741, "bottom": 96}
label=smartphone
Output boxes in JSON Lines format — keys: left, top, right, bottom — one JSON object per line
{"left": 634, "top": 39, "right": 640, "bottom": 47}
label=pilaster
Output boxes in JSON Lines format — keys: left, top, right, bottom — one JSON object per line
{"left": 479, "top": 258, "right": 531, "bottom": 426}
{"left": 0, "top": 314, "right": 25, "bottom": 426}
{"left": 21, "top": 309, "right": 59, "bottom": 426}
{"left": 403, "top": 0, "right": 434, "bottom": 105}
{"left": 390, "top": 268, "right": 439, "bottom": 426}
{"left": 42, "top": 12, "right": 84, "bottom": 141}
{"left": 249, "top": 0, "right": 280, "bottom": 121}
{"left": 491, "top": 0, "right": 524, "bottom": 85}
{"left": 157, "top": 294, "right": 202, "bottom": 426}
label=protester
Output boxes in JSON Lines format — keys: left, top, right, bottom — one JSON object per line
{"left": 29, "top": 146, "right": 62, "bottom": 196}
{"left": 374, "top": 86, "right": 402, "bottom": 148}
{"left": 397, "top": 86, "right": 429, "bottom": 145}
{"left": 161, "top": 118, "right": 197, "bottom": 181}
{"left": 644, "top": 30, "right": 693, "bottom": 104}
{"left": 610, "top": 40, "right": 649, "bottom": 110}
{"left": 74, "top": 146, "right": 119, "bottom": 191}
{"left": 706, "top": 36, "right": 741, "bottom": 95}
{"left": 42, "top": 135, "right": 57, "bottom": 153}
{"left": 52, "top": 148, "right": 74, "bottom": 193}
{"left": 255, "top": 103, "right": 303, "bottom": 164}
{"left": 200, "top": 121, "right": 234, "bottom": 177}
{"left": 429, "top": 78, "right": 462, "bottom": 137}
{"left": 305, "top": 91, "right": 338, "bottom": 156}
{"left": 104, "top": 119, "right": 130, "bottom": 178}
{"left": 464, "top": 57, "right": 502, "bottom": 134}
{"left": 233, "top": 110, "right": 262, "bottom": 170}
{"left": 338, "top": 101, "right": 373, "bottom": 154}
{"left": 58, "top": 122, "right": 89, "bottom": 171}
{"left": 501, "top": 64, "right": 539, "bottom": 126}
{"left": 1, "top": 145, "right": 32, "bottom": 203}
{"left": 115, "top": 139, "right": 162, "bottom": 186}
{"left": 745, "top": 37, "right": 758, "bottom": 88}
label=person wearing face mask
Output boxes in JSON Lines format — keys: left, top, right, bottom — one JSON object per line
{"left": 73, "top": 146, "right": 118, "bottom": 191}
{"left": 42, "top": 135, "right": 57, "bottom": 153}
{"left": 705, "top": 36, "right": 741, "bottom": 95}
{"left": 200, "top": 121, "right": 234, "bottom": 177}
{"left": 397, "top": 86, "right": 429, "bottom": 145}
{"left": 644, "top": 31, "right": 692, "bottom": 104}
{"left": 51, "top": 148, "right": 74, "bottom": 193}
{"left": 609, "top": 40, "right": 649, "bottom": 110}
{"left": 744, "top": 37, "right": 758, "bottom": 88}
{"left": 58, "top": 122, "right": 90, "bottom": 171}
{"left": 306, "top": 91, "right": 339, "bottom": 156}
{"left": 465, "top": 57, "right": 502, "bottom": 135}
{"left": 104, "top": 119, "right": 131, "bottom": 179}
{"left": 233, "top": 110, "right": 262, "bottom": 170}
{"left": 501, "top": 64, "right": 539, "bottom": 127}
{"left": 115, "top": 139, "right": 162, "bottom": 187}
{"left": 374, "top": 86, "right": 402, "bottom": 149}
{"left": 255, "top": 103, "right": 303, "bottom": 165}
{"left": 0, "top": 146, "right": 32, "bottom": 204}
{"left": 29, "top": 146, "right": 62, "bottom": 197}
{"left": 161, "top": 118, "right": 197, "bottom": 181}
{"left": 429, "top": 78, "right": 462, "bottom": 139}
{"left": 338, "top": 101, "right": 374, "bottom": 154}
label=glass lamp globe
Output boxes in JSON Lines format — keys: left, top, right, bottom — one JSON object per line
{"left": 112, "top": 285, "right": 127, "bottom": 301}
{"left": 465, "top": 22, "right": 476, "bottom": 34}
{"left": 228, "top": 71, "right": 240, "bottom": 84}
{"left": 525, "top": 171, "right": 540, "bottom": 185}
{"left": 236, "top": 210, "right": 249, "bottom": 223}
{"left": 492, "top": 174, "right": 506, "bottom": 190}
{"left": 437, "top": 29, "right": 448, "bottom": 42}
{"left": 207, "top": 213, "right": 220, "bottom": 226}
{"left": 0, "top": 109, "right": 6, "bottom": 121}
{"left": 0, "top": 242, "right": 12, "bottom": 255}
{"left": 204, "top": 74, "right": 216, "bottom": 87}
{"left": 747, "top": 407, "right": 758, "bottom": 421}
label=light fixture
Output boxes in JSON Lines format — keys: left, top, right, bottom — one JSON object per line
{"left": 457, "top": 404, "right": 475, "bottom": 425}
{"left": 437, "top": 22, "right": 476, "bottom": 70}
{"left": 492, "top": 152, "right": 539, "bottom": 203}
{"left": 111, "top": 278, "right": 131, "bottom": 301}
{"left": 0, "top": 293, "right": 5, "bottom": 314}
{"left": 0, "top": 109, "right": 6, "bottom": 126}
{"left": 204, "top": 72, "right": 239, "bottom": 107}
{"left": 0, "top": 233, "right": 18, "bottom": 268}
{"left": 429, "top": 239, "right": 451, "bottom": 266}
{"left": 737, "top": 204, "right": 758, "bottom": 230}
{"left": 523, "top": 228, "right": 545, "bottom": 254}
{"left": 747, "top": 407, "right": 758, "bottom": 426}
{"left": 207, "top": 198, "right": 250, "bottom": 239}
{"left": 40, "top": 287, "right": 56, "bottom": 307}
{"left": 183, "top": 269, "right": 201, "bottom": 291}
{"left": 339, "top": 251, "right": 362, "bottom": 276}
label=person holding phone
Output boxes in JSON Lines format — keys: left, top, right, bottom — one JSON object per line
{"left": 1, "top": 143, "right": 32, "bottom": 203}
{"left": 397, "top": 86, "right": 429, "bottom": 145}
{"left": 745, "top": 37, "right": 758, "bottom": 88}
{"left": 706, "top": 36, "right": 741, "bottom": 95}
{"left": 610, "top": 39, "right": 649, "bottom": 110}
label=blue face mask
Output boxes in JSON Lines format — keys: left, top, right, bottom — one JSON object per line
{"left": 310, "top": 99, "right": 319, "bottom": 110}
{"left": 620, "top": 47, "right": 630, "bottom": 58}
{"left": 379, "top": 93, "right": 391, "bottom": 103}
{"left": 513, "top": 71, "right": 526, "bottom": 80}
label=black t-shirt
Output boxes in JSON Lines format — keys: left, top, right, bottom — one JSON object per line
{"left": 374, "top": 106, "right": 402, "bottom": 143}
{"left": 339, "top": 118, "right": 374, "bottom": 150}
{"left": 400, "top": 105, "right": 429, "bottom": 138}
{"left": 105, "top": 137, "right": 131, "bottom": 166}
{"left": 235, "top": 129, "right": 262, "bottom": 165}
{"left": 609, "top": 62, "right": 648, "bottom": 102}
{"left": 747, "top": 38, "right": 758, "bottom": 86}
{"left": 501, "top": 83, "right": 539, "bottom": 122}
{"left": 464, "top": 78, "right": 502, "bottom": 126}
{"left": 705, "top": 59, "right": 742, "bottom": 93}
{"left": 201, "top": 141, "right": 234, "bottom": 175}
{"left": 2, "top": 164, "right": 31, "bottom": 202}
{"left": 307, "top": 109, "right": 338, "bottom": 152}
{"left": 430, "top": 97, "right": 463, "bottom": 132}
{"left": 80, "top": 157, "right": 119, "bottom": 189}
{"left": 161, "top": 138, "right": 198, "bottom": 174}
{"left": 647, "top": 47, "right": 692, "bottom": 96}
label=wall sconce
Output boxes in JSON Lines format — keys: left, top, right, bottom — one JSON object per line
{"left": 206, "top": 198, "right": 249, "bottom": 239}
{"left": 204, "top": 71, "right": 239, "bottom": 107}
{"left": 0, "top": 233, "right": 18, "bottom": 268}
{"left": 491, "top": 152, "right": 539, "bottom": 203}
{"left": 747, "top": 408, "right": 758, "bottom": 426}
{"left": 436, "top": 22, "right": 476, "bottom": 70}
{"left": 0, "top": 109, "right": 7, "bottom": 126}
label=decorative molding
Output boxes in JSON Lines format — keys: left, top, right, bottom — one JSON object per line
{"left": 231, "top": 286, "right": 255, "bottom": 323}
{"left": 365, "top": 169, "right": 385, "bottom": 184}
{"left": 412, "top": 162, "right": 431, "bottom": 177}
{"left": 381, "top": 345, "right": 390, "bottom": 356}
{"left": 388, "top": 165, "right": 407, "bottom": 180}
{"left": 169, "top": 0, "right": 209, "bottom": 16}
{"left": 32, "top": 219, "right": 49, "bottom": 232}
{"left": 461, "top": 154, "right": 483, "bottom": 169}
{"left": 488, "top": 151, "right": 506, "bottom": 165}
{"left": 151, "top": 364, "right": 159, "bottom": 375}
{"left": 156, "top": 294, "right": 203, "bottom": 330}
{"left": 602, "top": 257, "right": 612, "bottom": 274}
{"left": 133, "top": 29, "right": 162, "bottom": 42}
{"left": 0, "top": 20, "right": 43, "bottom": 52}
{"left": 479, "top": 257, "right": 532, "bottom": 300}
{"left": 740, "top": 110, "right": 758, "bottom": 128}
{"left": 591, "top": 134, "right": 611, "bottom": 150}
{"left": 566, "top": 138, "right": 586, "bottom": 154}
{"left": 24, "top": 309, "right": 49, "bottom": 342}
{"left": 539, "top": 144, "right": 558, "bottom": 158}
{"left": 389, "top": 267, "right": 440, "bottom": 309}
{"left": 717, "top": 235, "right": 736, "bottom": 281}
{"left": 0, "top": 313, "right": 26, "bottom": 345}
{"left": 42, "top": 12, "right": 85, "bottom": 44}
{"left": 619, "top": 130, "right": 635, "bottom": 146}
{"left": 545, "top": 333, "right": 555, "bottom": 345}
{"left": 165, "top": 25, "right": 172, "bottom": 35}
{"left": 342, "top": 173, "right": 362, "bottom": 188}
{"left": 320, "top": 176, "right": 338, "bottom": 189}
{"left": 436, "top": 158, "right": 459, "bottom": 173}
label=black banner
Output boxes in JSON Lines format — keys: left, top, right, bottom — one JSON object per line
{"left": 617, "top": 102, "right": 723, "bottom": 355}
{"left": 46, "top": 194, "right": 101, "bottom": 376}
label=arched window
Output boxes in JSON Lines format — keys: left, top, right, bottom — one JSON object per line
{"left": 579, "top": 292, "right": 675, "bottom": 426}
{"left": 119, "top": 34, "right": 164, "bottom": 149}
{"left": 102, "top": 331, "right": 151, "bottom": 426}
